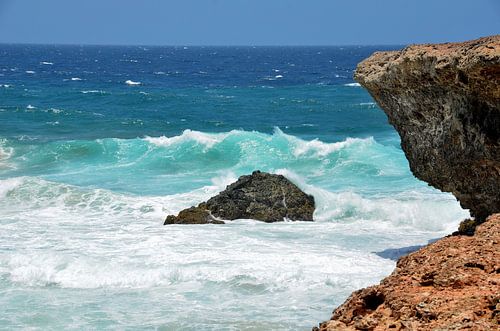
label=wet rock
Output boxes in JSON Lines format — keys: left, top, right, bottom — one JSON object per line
{"left": 164, "top": 171, "right": 315, "bottom": 224}
{"left": 355, "top": 35, "right": 500, "bottom": 222}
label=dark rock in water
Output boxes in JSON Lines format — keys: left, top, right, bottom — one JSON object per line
{"left": 355, "top": 35, "right": 500, "bottom": 222}
{"left": 164, "top": 170, "right": 315, "bottom": 224}
{"left": 164, "top": 207, "right": 219, "bottom": 225}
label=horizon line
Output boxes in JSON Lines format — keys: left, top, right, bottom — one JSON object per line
{"left": 0, "top": 41, "right": 407, "bottom": 48}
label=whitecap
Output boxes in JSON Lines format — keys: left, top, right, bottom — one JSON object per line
{"left": 25, "top": 70, "right": 36, "bottom": 74}
{"left": 125, "top": 80, "right": 141, "bottom": 86}
{"left": 0, "top": 84, "right": 11, "bottom": 88}
{"left": 144, "top": 129, "right": 233, "bottom": 149}
{"left": 275, "top": 75, "right": 283, "bottom": 79}
{"left": 40, "top": 61, "right": 53, "bottom": 65}
{"left": 274, "top": 127, "right": 372, "bottom": 158}
{"left": 26, "top": 104, "right": 36, "bottom": 110}
{"left": 274, "top": 168, "right": 467, "bottom": 232}
{"left": 344, "top": 82, "right": 361, "bottom": 87}
{"left": 71, "top": 77, "right": 82, "bottom": 81}
{"left": 0, "top": 177, "right": 24, "bottom": 198}
{"left": 81, "top": 90, "right": 106, "bottom": 94}
{"left": 0, "top": 140, "right": 15, "bottom": 170}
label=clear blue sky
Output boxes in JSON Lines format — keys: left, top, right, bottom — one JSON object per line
{"left": 0, "top": 0, "right": 498, "bottom": 45}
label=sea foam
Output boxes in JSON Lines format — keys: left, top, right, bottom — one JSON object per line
{"left": 125, "top": 80, "right": 141, "bottom": 86}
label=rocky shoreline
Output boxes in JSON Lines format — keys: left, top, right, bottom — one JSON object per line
{"left": 315, "top": 36, "right": 499, "bottom": 330}
{"left": 315, "top": 214, "right": 500, "bottom": 330}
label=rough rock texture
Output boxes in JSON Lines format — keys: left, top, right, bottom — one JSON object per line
{"left": 314, "top": 214, "right": 500, "bottom": 331}
{"left": 355, "top": 36, "right": 500, "bottom": 222}
{"left": 164, "top": 171, "right": 315, "bottom": 224}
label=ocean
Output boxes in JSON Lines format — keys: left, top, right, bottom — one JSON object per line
{"left": 0, "top": 45, "right": 468, "bottom": 330}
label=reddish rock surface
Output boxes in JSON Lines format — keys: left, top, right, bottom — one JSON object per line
{"left": 314, "top": 214, "right": 500, "bottom": 331}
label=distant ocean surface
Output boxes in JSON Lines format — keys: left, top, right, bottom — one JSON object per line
{"left": 0, "top": 45, "right": 468, "bottom": 330}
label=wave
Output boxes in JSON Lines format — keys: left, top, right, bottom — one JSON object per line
{"left": 125, "top": 80, "right": 141, "bottom": 86}
{"left": 0, "top": 139, "right": 15, "bottom": 170}
{"left": 0, "top": 128, "right": 467, "bottom": 231}
{"left": 0, "top": 174, "right": 465, "bottom": 291}
{"left": 344, "top": 83, "right": 361, "bottom": 87}
{"left": 81, "top": 90, "right": 107, "bottom": 94}
{"left": 2, "top": 129, "right": 415, "bottom": 195}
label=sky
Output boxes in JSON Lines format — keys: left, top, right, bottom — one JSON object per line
{"left": 0, "top": 0, "right": 498, "bottom": 46}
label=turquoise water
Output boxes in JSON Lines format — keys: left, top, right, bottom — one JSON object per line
{"left": 0, "top": 45, "right": 468, "bottom": 330}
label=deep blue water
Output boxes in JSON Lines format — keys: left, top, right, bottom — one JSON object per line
{"left": 0, "top": 45, "right": 467, "bottom": 330}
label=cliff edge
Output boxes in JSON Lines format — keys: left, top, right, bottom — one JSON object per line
{"left": 355, "top": 35, "right": 500, "bottom": 222}
{"left": 314, "top": 36, "right": 500, "bottom": 330}
{"left": 315, "top": 214, "right": 499, "bottom": 330}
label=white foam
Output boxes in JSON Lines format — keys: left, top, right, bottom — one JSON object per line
{"left": 40, "top": 61, "right": 53, "bottom": 65}
{"left": 26, "top": 104, "right": 36, "bottom": 110}
{"left": 0, "top": 177, "right": 23, "bottom": 198}
{"left": 275, "top": 74, "right": 283, "bottom": 79}
{"left": 125, "top": 80, "right": 141, "bottom": 86}
{"left": 144, "top": 129, "right": 233, "bottom": 149}
{"left": 344, "top": 82, "right": 361, "bottom": 87}
{"left": 0, "top": 142, "right": 15, "bottom": 170}
{"left": 275, "top": 128, "right": 372, "bottom": 157}
{"left": 274, "top": 168, "right": 467, "bottom": 232}
{"left": 0, "top": 84, "right": 11, "bottom": 88}
{"left": 81, "top": 90, "right": 106, "bottom": 94}
{"left": 71, "top": 77, "right": 82, "bottom": 81}
{"left": 25, "top": 70, "right": 36, "bottom": 74}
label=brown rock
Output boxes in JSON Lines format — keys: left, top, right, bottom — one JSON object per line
{"left": 354, "top": 35, "right": 500, "bottom": 222}
{"left": 314, "top": 214, "right": 500, "bottom": 331}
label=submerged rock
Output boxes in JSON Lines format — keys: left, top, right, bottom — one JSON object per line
{"left": 164, "top": 171, "right": 315, "bottom": 224}
{"left": 355, "top": 35, "right": 500, "bottom": 222}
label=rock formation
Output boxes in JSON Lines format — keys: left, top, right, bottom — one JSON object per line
{"left": 315, "top": 36, "right": 500, "bottom": 330}
{"left": 164, "top": 171, "right": 315, "bottom": 224}
{"left": 314, "top": 214, "right": 500, "bottom": 331}
{"left": 355, "top": 35, "right": 500, "bottom": 222}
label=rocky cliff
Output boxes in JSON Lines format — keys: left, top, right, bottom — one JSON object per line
{"left": 315, "top": 214, "right": 500, "bottom": 331}
{"left": 355, "top": 36, "right": 500, "bottom": 222}
{"left": 315, "top": 36, "right": 500, "bottom": 330}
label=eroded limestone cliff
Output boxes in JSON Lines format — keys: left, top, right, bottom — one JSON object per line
{"left": 355, "top": 36, "right": 500, "bottom": 221}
